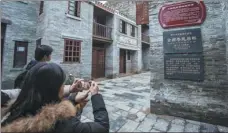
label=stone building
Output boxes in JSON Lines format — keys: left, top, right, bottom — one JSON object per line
{"left": 1, "top": 1, "right": 150, "bottom": 88}
{"left": 1, "top": 1, "right": 38, "bottom": 88}
{"left": 106, "top": 1, "right": 150, "bottom": 70}
{"left": 105, "top": 1, "right": 136, "bottom": 21}
{"left": 149, "top": 0, "right": 228, "bottom": 126}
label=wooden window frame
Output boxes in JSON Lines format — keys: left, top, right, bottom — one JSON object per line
{"left": 63, "top": 39, "right": 81, "bottom": 63}
{"left": 68, "top": 1, "right": 81, "bottom": 17}
{"left": 130, "top": 25, "right": 135, "bottom": 37}
{"left": 119, "top": 20, "right": 127, "bottom": 34}
{"left": 36, "top": 38, "right": 42, "bottom": 48}
{"left": 119, "top": 20, "right": 122, "bottom": 33}
{"left": 39, "top": 1, "right": 44, "bottom": 15}
{"left": 13, "top": 41, "right": 28, "bottom": 68}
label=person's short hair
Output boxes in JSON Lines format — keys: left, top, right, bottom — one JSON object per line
{"left": 35, "top": 45, "right": 53, "bottom": 61}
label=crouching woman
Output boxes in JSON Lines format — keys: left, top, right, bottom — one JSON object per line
{"left": 1, "top": 62, "right": 109, "bottom": 133}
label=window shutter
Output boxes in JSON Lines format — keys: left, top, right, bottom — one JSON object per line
{"left": 125, "top": 23, "right": 127, "bottom": 34}
{"left": 134, "top": 27, "right": 136, "bottom": 37}
{"left": 39, "top": 1, "right": 44, "bottom": 15}
{"left": 131, "top": 25, "right": 135, "bottom": 37}
{"left": 130, "top": 25, "right": 132, "bottom": 36}
{"left": 36, "top": 38, "right": 42, "bottom": 47}
{"left": 68, "top": 1, "right": 75, "bottom": 16}
{"left": 76, "top": 1, "right": 81, "bottom": 17}
{"left": 119, "top": 20, "right": 122, "bottom": 33}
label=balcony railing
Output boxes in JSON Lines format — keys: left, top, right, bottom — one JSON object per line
{"left": 93, "top": 22, "right": 112, "bottom": 40}
{"left": 142, "top": 33, "right": 150, "bottom": 44}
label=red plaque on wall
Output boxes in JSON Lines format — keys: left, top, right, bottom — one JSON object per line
{"left": 136, "top": 1, "right": 149, "bottom": 25}
{"left": 159, "top": 1, "right": 206, "bottom": 29}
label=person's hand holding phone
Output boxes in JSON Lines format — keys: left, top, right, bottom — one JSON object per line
{"left": 89, "top": 81, "right": 99, "bottom": 95}
{"left": 75, "top": 90, "right": 90, "bottom": 103}
{"left": 70, "top": 79, "right": 90, "bottom": 93}
{"left": 75, "top": 90, "right": 90, "bottom": 108}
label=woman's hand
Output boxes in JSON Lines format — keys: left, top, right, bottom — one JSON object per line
{"left": 69, "top": 79, "right": 83, "bottom": 93}
{"left": 70, "top": 79, "right": 90, "bottom": 93}
{"left": 89, "top": 81, "right": 99, "bottom": 95}
{"left": 75, "top": 90, "right": 90, "bottom": 103}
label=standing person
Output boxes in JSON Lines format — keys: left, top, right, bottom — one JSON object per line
{"left": 14, "top": 45, "right": 53, "bottom": 89}
{"left": 1, "top": 45, "right": 53, "bottom": 117}
{"left": 1, "top": 62, "right": 109, "bottom": 133}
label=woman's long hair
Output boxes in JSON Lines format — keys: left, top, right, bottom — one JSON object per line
{"left": 2, "top": 62, "right": 66, "bottom": 126}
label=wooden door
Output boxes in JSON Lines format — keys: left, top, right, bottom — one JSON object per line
{"left": 13, "top": 41, "right": 28, "bottom": 68}
{"left": 92, "top": 47, "right": 105, "bottom": 79}
{"left": 119, "top": 49, "right": 126, "bottom": 73}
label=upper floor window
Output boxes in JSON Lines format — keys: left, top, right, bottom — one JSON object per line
{"left": 130, "top": 25, "right": 136, "bottom": 37}
{"left": 39, "top": 1, "right": 44, "bottom": 15}
{"left": 68, "top": 1, "right": 81, "bottom": 17}
{"left": 64, "top": 39, "right": 81, "bottom": 63}
{"left": 119, "top": 20, "right": 127, "bottom": 34}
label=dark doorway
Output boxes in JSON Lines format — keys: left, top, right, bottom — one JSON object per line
{"left": 13, "top": 41, "right": 28, "bottom": 68}
{"left": 92, "top": 45, "right": 105, "bottom": 79}
{"left": 1, "top": 23, "right": 6, "bottom": 76}
{"left": 119, "top": 49, "right": 126, "bottom": 73}
{"left": 142, "top": 44, "right": 150, "bottom": 71}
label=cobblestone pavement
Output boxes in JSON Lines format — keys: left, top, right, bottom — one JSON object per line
{"left": 80, "top": 72, "right": 228, "bottom": 132}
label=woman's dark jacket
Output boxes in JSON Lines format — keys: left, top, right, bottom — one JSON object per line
{"left": 1, "top": 94, "right": 109, "bottom": 133}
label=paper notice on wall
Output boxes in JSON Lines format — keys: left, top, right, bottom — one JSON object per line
{"left": 17, "top": 47, "right": 25, "bottom": 52}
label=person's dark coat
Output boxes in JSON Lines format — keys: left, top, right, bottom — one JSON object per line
{"left": 14, "top": 60, "right": 38, "bottom": 88}
{"left": 25, "top": 59, "right": 38, "bottom": 70}
{"left": 1, "top": 94, "right": 109, "bottom": 133}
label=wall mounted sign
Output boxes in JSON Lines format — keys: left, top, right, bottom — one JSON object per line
{"left": 164, "top": 54, "right": 204, "bottom": 81}
{"left": 17, "top": 47, "right": 25, "bottom": 52}
{"left": 163, "top": 28, "right": 202, "bottom": 53}
{"left": 136, "top": 1, "right": 149, "bottom": 25}
{"left": 159, "top": 1, "right": 206, "bottom": 28}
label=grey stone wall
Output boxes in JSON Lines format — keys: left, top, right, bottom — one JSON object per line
{"left": 104, "top": 14, "right": 115, "bottom": 78}
{"left": 142, "top": 45, "right": 150, "bottom": 71}
{"left": 39, "top": 1, "right": 93, "bottom": 79}
{"left": 36, "top": 1, "right": 48, "bottom": 44}
{"left": 105, "top": 43, "right": 115, "bottom": 78}
{"left": 1, "top": 1, "right": 38, "bottom": 89}
{"left": 149, "top": 0, "right": 228, "bottom": 126}
{"left": 105, "top": 1, "right": 136, "bottom": 21}
{"left": 111, "top": 14, "right": 120, "bottom": 77}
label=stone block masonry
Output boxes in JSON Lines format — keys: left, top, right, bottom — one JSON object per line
{"left": 149, "top": 0, "right": 228, "bottom": 127}
{"left": 36, "top": 1, "right": 94, "bottom": 79}
{"left": 1, "top": 1, "right": 38, "bottom": 89}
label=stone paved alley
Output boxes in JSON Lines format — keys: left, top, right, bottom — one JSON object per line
{"left": 80, "top": 72, "right": 228, "bottom": 132}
